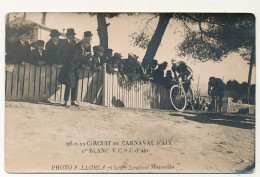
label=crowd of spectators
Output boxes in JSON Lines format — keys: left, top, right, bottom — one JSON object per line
{"left": 6, "top": 28, "right": 193, "bottom": 92}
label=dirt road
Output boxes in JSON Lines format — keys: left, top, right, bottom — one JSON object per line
{"left": 5, "top": 101, "right": 255, "bottom": 173}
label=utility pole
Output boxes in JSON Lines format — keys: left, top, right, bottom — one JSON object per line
{"left": 197, "top": 75, "right": 200, "bottom": 110}
{"left": 41, "top": 12, "right": 46, "bottom": 25}
{"left": 197, "top": 75, "right": 200, "bottom": 94}
{"left": 247, "top": 45, "right": 255, "bottom": 104}
{"left": 22, "top": 12, "right": 26, "bottom": 23}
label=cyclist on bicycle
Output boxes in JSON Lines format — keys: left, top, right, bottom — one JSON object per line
{"left": 208, "top": 77, "right": 226, "bottom": 112}
{"left": 171, "top": 59, "right": 193, "bottom": 93}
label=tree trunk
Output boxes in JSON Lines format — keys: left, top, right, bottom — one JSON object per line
{"left": 142, "top": 13, "right": 172, "bottom": 65}
{"left": 97, "top": 13, "right": 109, "bottom": 51}
{"left": 247, "top": 45, "right": 255, "bottom": 104}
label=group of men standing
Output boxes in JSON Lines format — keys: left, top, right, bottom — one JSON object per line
{"left": 5, "top": 26, "right": 195, "bottom": 108}
{"left": 6, "top": 28, "right": 109, "bottom": 107}
{"left": 6, "top": 27, "right": 226, "bottom": 111}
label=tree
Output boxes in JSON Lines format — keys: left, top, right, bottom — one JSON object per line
{"left": 80, "top": 13, "right": 121, "bottom": 50}
{"left": 226, "top": 80, "right": 240, "bottom": 101}
{"left": 177, "top": 13, "right": 255, "bottom": 103}
{"left": 239, "top": 82, "right": 248, "bottom": 99}
{"left": 132, "top": 13, "right": 255, "bottom": 102}
{"left": 96, "top": 13, "right": 121, "bottom": 50}
{"left": 141, "top": 13, "right": 173, "bottom": 65}
{"left": 97, "top": 14, "right": 109, "bottom": 50}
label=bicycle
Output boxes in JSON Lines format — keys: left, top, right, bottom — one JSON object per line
{"left": 169, "top": 77, "right": 194, "bottom": 112}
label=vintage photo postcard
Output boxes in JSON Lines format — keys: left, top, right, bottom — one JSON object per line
{"left": 5, "top": 12, "right": 255, "bottom": 173}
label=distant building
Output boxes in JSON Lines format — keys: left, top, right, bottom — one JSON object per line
{"left": 8, "top": 17, "right": 80, "bottom": 43}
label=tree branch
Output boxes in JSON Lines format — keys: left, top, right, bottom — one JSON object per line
{"left": 144, "top": 15, "right": 159, "bottom": 29}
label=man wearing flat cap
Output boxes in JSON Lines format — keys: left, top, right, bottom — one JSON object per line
{"left": 28, "top": 40, "right": 47, "bottom": 65}
{"left": 57, "top": 28, "right": 78, "bottom": 107}
{"left": 45, "top": 29, "right": 60, "bottom": 66}
{"left": 13, "top": 28, "right": 31, "bottom": 64}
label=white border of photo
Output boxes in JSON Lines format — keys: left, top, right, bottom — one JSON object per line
{"left": 0, "top": 0, "right": 259, "bottom": 177}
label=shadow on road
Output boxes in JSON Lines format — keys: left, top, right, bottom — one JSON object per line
{"left": 169, "top": 112, "right": 255, "bottom": 129}
{"left": 34, "top": 100, "right": 64, "bottom": 107}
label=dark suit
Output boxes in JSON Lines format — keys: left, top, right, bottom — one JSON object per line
{"left": 5, "top": 41, "right": 17, "bottom": 64}
{"left": 28, "top": 49, "right": 47, "bottom": 65}
{"left": 57, "top": 39, "right": 78, "bottom": 102}
{"left": 13, "top": 40, "right": 31, "bottom": 64}
{"left": 152, "top": 68, "right": 165, "bottom": 85}
{"left": 45, "top": 39, "right": 59, "bottom": 65}
{"left": 92, "top": 55, "right": 101, "bottom": 71}
{"left": 74, "top": 43, "right": 92, "bottom": 68}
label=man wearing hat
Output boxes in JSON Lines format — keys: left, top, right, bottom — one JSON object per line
{"left": 104, "top": 48, "right": 113, "bottom": 63}
{"left": 57, "top": 28, "right": 78, "bottom": 107}
{"left": 28, "top": 40, "right": 47, "bottom": 65}
{"left": 74, "top": 36, "right": 93, "bottom": 70}
{"left": 45, "top": 29, "right": 60, "bottom": 66}
{"left": 83, "top": 31, "right": 93, "bottom": 44}
{"left": 92, "top": 45, "right": 105, "bottom": 71}
{"left": 13, "top": 28, "right": 31, "bottom": 64}
{"left": 82, "top": 31, "right": 93, "bottom": 57}
{"left": 106, "top": 52, "right": 122, "bottom": 74}
{"left": 123, "top": 53, "right": 140, "bottom": 75}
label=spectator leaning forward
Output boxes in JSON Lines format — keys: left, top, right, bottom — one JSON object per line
{"left": 106, "top": 52, "right": 122, "bottom": 74}
{"left": 74, "top": 37, "right": 92, "bottom": 70}
{"left": 152, "top": 62, "right": 167, "bottom": 85}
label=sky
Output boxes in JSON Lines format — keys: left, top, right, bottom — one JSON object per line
{"left": 8, "top": 12, "right": 256, "bottom": 92}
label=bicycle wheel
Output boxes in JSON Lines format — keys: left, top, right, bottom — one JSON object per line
{"left": 170, "top": 85, "right": 187, "bottom": 112}
{"left": 186, "top": 87, "right": 194, "bottom": 110}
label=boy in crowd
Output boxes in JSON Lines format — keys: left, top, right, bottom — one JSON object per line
{"left": 28, "top": 40, "right": 47, "bottom": 65}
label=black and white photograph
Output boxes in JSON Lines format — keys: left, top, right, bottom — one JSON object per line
{"left": 4, "top": 12, "right": 256, "bottom": 173}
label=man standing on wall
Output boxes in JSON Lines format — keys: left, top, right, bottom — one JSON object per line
{"left": 57, "top": 28, "right": 78, "bottom": 107}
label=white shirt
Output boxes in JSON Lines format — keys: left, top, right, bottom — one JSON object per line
{"left": 52, "top": 39, "right": 58, "bottom": 46}
{"left": 81, "top": 44, "right": 85, "bottom": 55}
{"left": 20, "top": 40, "right": 25, "bottom": 46}
{"left": 38, "top": 49, "right": 43, "bottom": 57}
